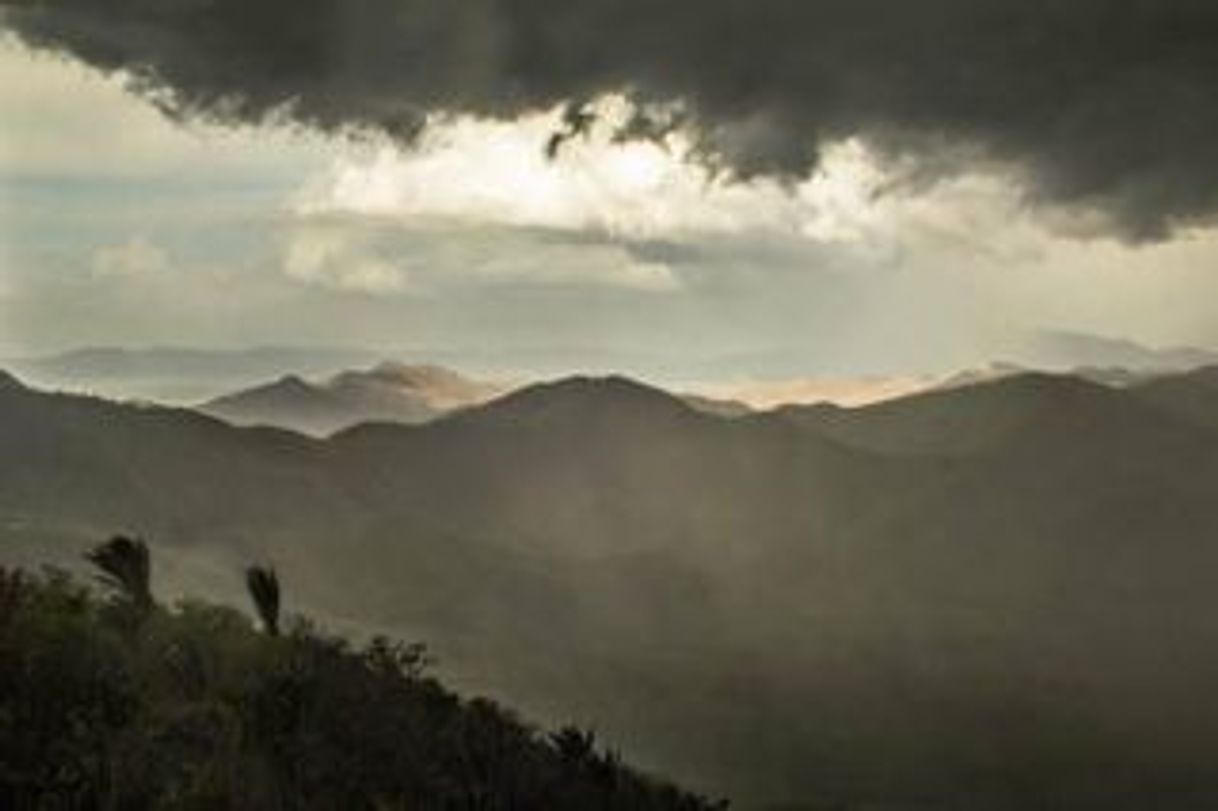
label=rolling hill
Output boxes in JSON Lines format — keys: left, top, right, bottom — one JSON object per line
{"left": 4, "top": 366, "right": 1218, "bottom": 808}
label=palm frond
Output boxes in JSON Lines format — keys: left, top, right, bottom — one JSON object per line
{"left": 245, "top": 565, "right": 280, "bottom": 636}
{"left": 84, "top": 535, "right": 152, "bottom": 613}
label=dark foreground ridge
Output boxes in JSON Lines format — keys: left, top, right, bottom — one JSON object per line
{"left": 0, "top": 539, "right": 728, "bottom": 811}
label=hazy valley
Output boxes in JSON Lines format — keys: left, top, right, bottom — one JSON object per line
{"left": 6, "top": 359, "right": 1218, "bottom": 808}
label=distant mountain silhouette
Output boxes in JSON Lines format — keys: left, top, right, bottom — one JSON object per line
{"left": 9, "top": 345, "right": 382, "bottom": 403}
{"left": 6, "top": 368, "right": 1218, "bottom": 808}
{"left": 935, "top": 361, "right": 1167, "bottom": 398}
{"left": 776, "top": 370, "right": 1186, "bottom": 455}
{"left": 444, "top": 375, "right": 697, "bottom": 426}
{"left": 14, "top": 345, "right": 381, "bottom": 381}
{"left": 204, "top": 374, "right": 350, "bottom": 431}
{"left": 201, "top": 362, "right": 510, "bottom": 435}
{"left": 204, "top": 367, "right": 752, "bottom": 434}
{"left": 1024, "top": 329, "right": 1218, "bottom": 371}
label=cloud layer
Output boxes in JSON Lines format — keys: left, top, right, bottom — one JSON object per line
{"left": 7, "top": 26, "right": 1218, "bottom": 379}
{"left": 6, "top": 1, "right": 1218, "bottom": 239}
{"left": 294, "top": 101, "right": 886, "bottom": 244}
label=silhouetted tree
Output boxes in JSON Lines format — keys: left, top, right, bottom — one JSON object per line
{"left": 85, "top": 535, "right": 152, "bottom": 618}
{"left": 2, "top": 558, "right": 731, "bottom": 810}
{"left": 246, "top": 565, "right": 281, "bottom": 636}
{"left": 551, "top": 725, "right": 597, "bottom": 765}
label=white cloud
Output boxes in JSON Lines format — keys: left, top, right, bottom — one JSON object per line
{"left": 294, "top": 96, "right": 886, "bottom": 244}
{"left": 92, "top": 236, "right": 169, "bottom": 279}
{"left": 282, "top": 226, "right": 409, "bottom": 294}
{"left": 461, "top": 239, "right": 679, "bottom": 292}
{"left": 9, "top": 40, "right": 1218, "bottom": 366}
{"left": 279, "top": 216, "right": 678, "bottom": 295}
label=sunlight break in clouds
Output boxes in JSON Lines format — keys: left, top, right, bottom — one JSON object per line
{"left": 296, "top": 96, "right": 886, "bottom": 245}
{"left": 701, "top": 375, "right": 938, "bottom": 410}
{"left": 279, "top": 216, "right": 680, "bottom": 295}
{"left": 7, "top": 35, "right": 1218, "bottom": 361}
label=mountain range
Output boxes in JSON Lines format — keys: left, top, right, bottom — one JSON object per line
{"left": 13, "top": 329, "right": 1218, "bottom": 409}
{"left": 7, "top": 345, "right": 383, "bottom": 403}
{"left": 199, "top": 362, "right": 512, "bottom": 436}
{"left": 5, "top": 364, "right": 1218, "bottom": 808}
{"left": 1022, "top": 329, "right": 1218, "bottom": 372}
{"left": 197, "top": 363, "right": 754, "bottom": 434}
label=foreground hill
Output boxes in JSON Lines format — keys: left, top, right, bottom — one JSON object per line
{"left": 5, "top": 368, "right": 1218, "bottom": 807}
{"left": 0, "top": 560, "right": 725, "bottom": 810}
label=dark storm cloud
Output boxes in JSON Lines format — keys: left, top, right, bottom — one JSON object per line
{"left": 6, "top": 0, "right": 1218, "bottom": 239}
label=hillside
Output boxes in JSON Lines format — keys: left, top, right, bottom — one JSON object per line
{"left": 1129, "top": 365, "right": 1218, "bottom": 431}
{"left": 772, "top": 371, "right": 1193, "bottom": 454}
{"left": 5, "top": 368, "right": 1218, "bottom": 807}
{"left": 0, "top": 552, "right": 726, "bottom": 810}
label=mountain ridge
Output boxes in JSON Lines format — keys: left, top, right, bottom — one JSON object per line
{"left": 6, "top": 367, "right": 1218, "bottom": 808}
{"left": 200, "top": 362, "right": 510, "bottom": 436}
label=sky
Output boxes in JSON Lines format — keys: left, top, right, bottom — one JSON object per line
{"left": 3, "top": 2, "right": 1218, "bottom": 384}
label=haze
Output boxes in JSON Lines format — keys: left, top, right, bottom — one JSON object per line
{"left": 4, "top": 21, "right": 1218, "bottom": 381}
{"left": 8, "top": 4, "right": 1218, "bottom": 809}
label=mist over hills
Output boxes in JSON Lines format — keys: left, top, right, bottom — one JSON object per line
{"left": 200, "top": 364, "right": 755, "bottom": 434}
{"left": 13, "top": 328, "right": 1216, "bottom": 412}
{"left": 5, "top": 365, "right": 1218, "bottom": 807}
{"left": 200, "top": 362, "right": 512, "bottom": 436}
{"left": 7, "top": 346, "right": 383, "bottom": 404}
{"left": 1023, "top": 330, "right": 1218, "bottom": 372}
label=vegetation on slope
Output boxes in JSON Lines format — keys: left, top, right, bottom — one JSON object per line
{"left": 0, "top": 537, "right": 728, "bottom": 810}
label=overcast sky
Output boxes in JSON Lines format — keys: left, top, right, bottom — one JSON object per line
{"left": 3, "top": 3, "right": 1218, "bottom": 382}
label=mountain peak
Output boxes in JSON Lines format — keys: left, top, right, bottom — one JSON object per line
{"left": 975, "top": 370, "right": 1113, "bottom": 399}
{"left": 461, "top": 374, "right": 694, "bottom": 426}
{"left": 524, "top": 374, "right": 680, "bottom": 403}
{"left": 201, "top": 363, "right": 507, "bottom": 435}
{"left": 272, "top": 373, "right": 313, "bottom": 391}
{"left": 370, "top": 360, "right": 453, "bottom": 379}
{"left": 199, "top": 373, "right": 340, "bottom": 433}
